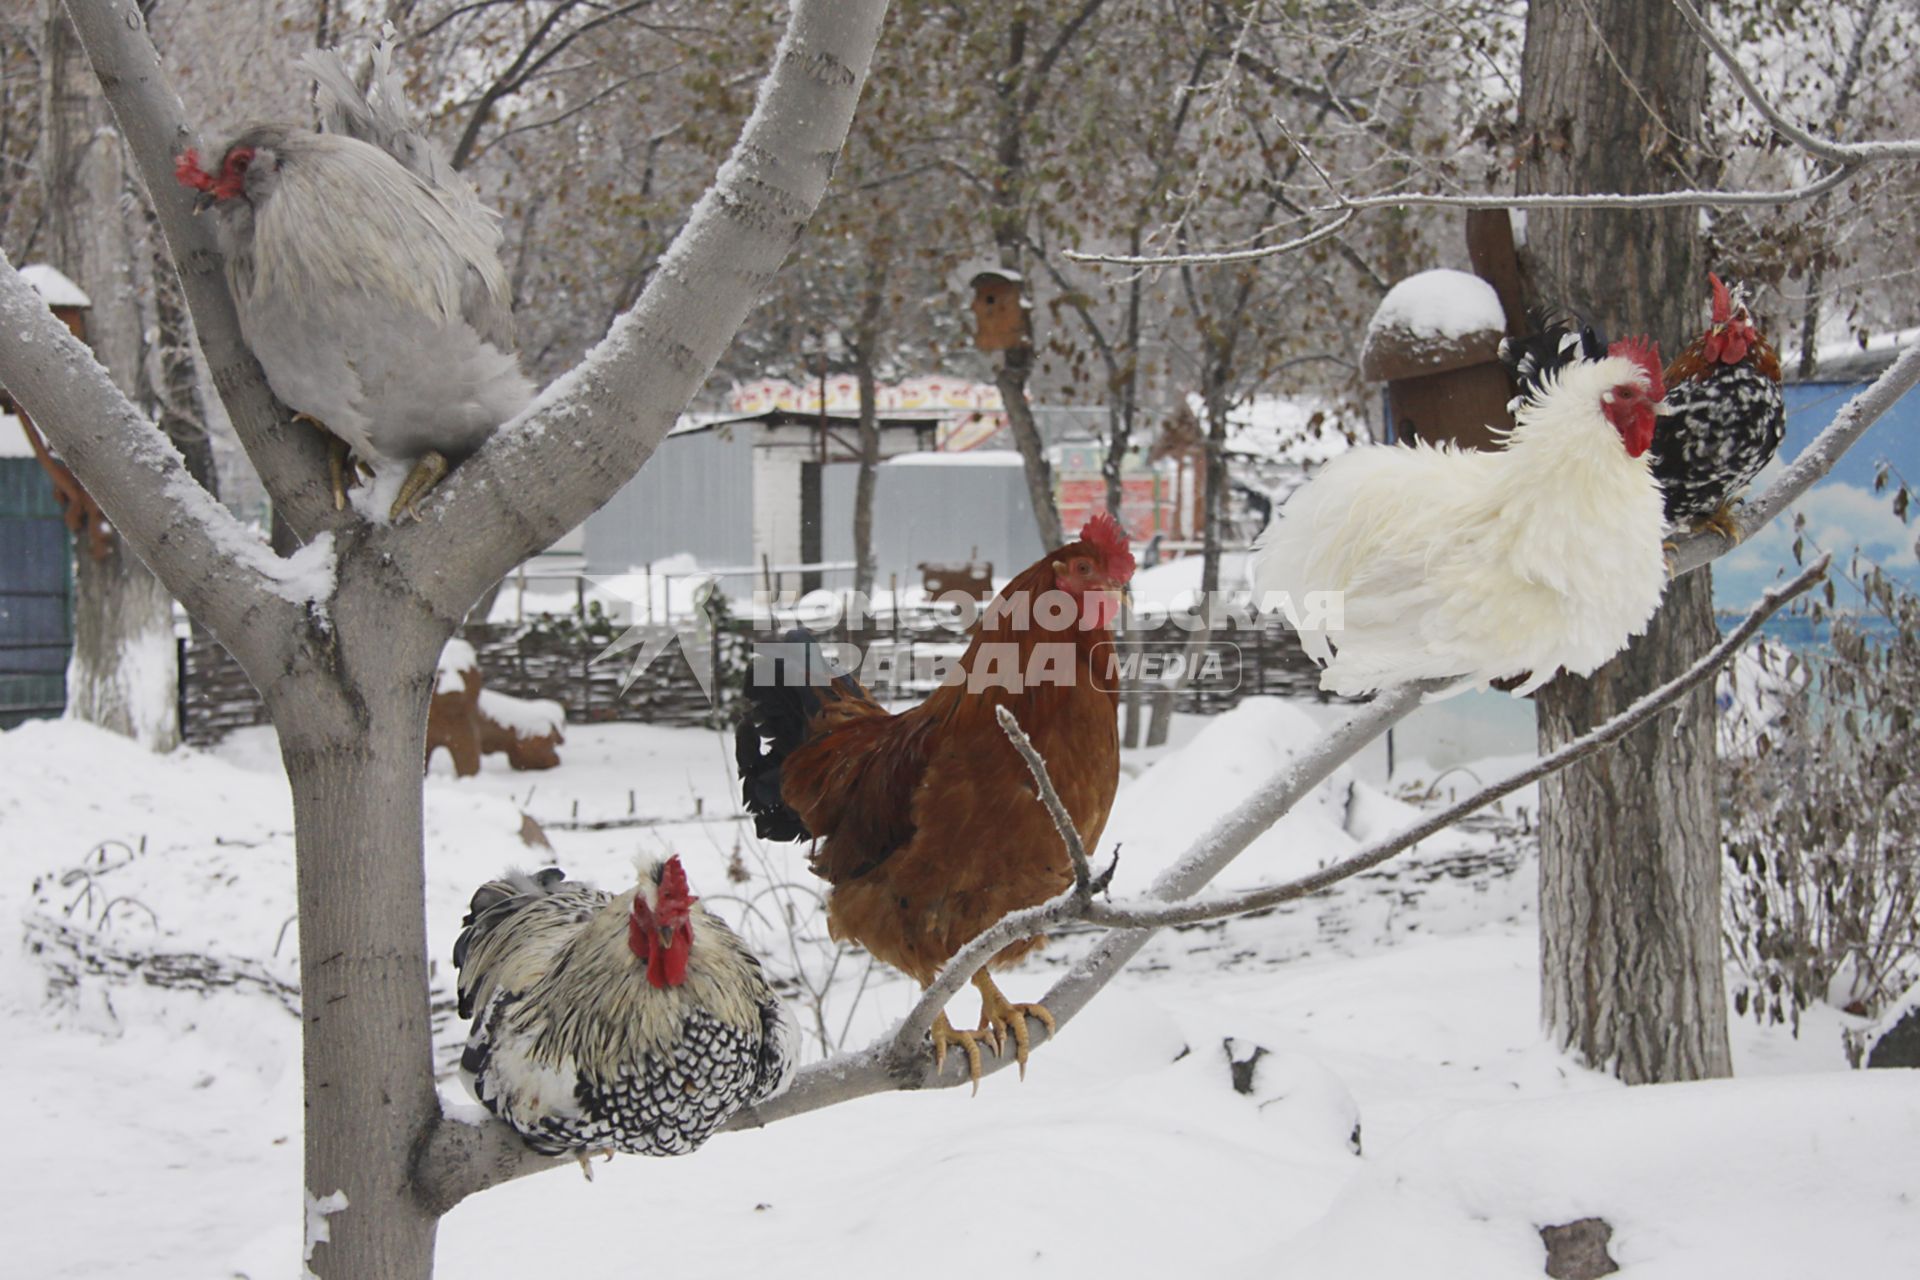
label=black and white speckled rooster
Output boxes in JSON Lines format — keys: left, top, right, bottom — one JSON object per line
{"left": 1649, "top": 273, "right": 1786, "bottom": 540}
{"left": 453, "top": 856, "right": 797, "bottom": 1169}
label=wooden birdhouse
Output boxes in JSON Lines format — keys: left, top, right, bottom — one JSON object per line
{"left": 969, "top": 269, "right": 1028, "bottom": 353}
{"left": 1361, "top": 267, "right": 1513, "bottom": 452}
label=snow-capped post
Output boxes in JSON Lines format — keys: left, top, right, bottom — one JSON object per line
{"left": 5, "top": 1, "right": 891, "bottom": 1275}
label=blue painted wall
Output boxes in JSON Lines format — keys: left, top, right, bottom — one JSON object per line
{"left": 1712, "top": 377, "right": 1920, "bottom": 613}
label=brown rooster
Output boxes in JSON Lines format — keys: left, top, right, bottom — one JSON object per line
{"left": 735, "top": 515, "right": 1136, "bottom": 1083}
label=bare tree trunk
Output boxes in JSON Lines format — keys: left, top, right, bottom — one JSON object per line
{"left": 1517, "top": 0, "right": 1731, "bottom": 1084}
{"left": 987, "top": 12, "right": 1070, "bottom": 554}
{"left": 42, "top": 1, "right": 176, "bottom": 751}
{"left": 134, "top": 200, "right": 215, "bottom": 495}
{"left": 851, "top": 256, "right": 886, "bottom": 603}
{"left": 1198, "top": 382, "right": 1229, "bottom": 599}
{"left": 272, "top": 597, "right": 447, "bottom": 1279}
{"left": 66, "top": 538, "right": 178, "bottom": 748}
{"left": 997, "top": 348, "right": 1064, "bottom": 551}
{"left": 1145, "top": 382, "right": 1228, "bottom": 749}
{"left": 853, "top": 355, "right": 881, "bottom": 603}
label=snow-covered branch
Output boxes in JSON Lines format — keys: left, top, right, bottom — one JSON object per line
{"left": 1074, "top": 0, "right": 1920, "bottom": 273}
{"left": 61, "top": 0, "right": 343, "bottom": 538}
{"left": 0, "top": 255, "right": 321, "bottom": 664}
{"left": 1668, "top": 344, "right": 1920, "bottom": 577}
{"left": 1066, "top": 209, "right": 1357, "bottom": 267}
{"left": 1672, "top": 0, "right": 1920, "bottom": 166}
{"left": 1069, "top": 170, "right": 1856, "bottom": 269}
{"left": 1082, "top": 555, "right": 1828, "bottom": 930}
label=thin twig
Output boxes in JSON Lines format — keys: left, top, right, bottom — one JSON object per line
{"left": 1671, "top": 0, "right": 1920, "bottom": 165}
{"left": 1066, "top": 209, "right": 1355, "bottom": 267}
{"left": 1082, "top": 555, "right": 1830, "bottom": 930}
{"left": 994, "top": 704, "right": 1093, "bottom": 895}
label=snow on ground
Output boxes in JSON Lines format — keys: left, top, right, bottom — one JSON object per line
{"left": 0, "top": 701, "right": 1905, "bottom": 1280}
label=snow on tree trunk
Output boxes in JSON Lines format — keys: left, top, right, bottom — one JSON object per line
{"left": 67, "top": 543, "right": 179, "bottom": 751}
{"left": 1517, "top": 0, "right": 1732, "bottom": 1084}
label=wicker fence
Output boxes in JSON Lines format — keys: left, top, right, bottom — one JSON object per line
{"left": 177, "top": 606, "right": 1333, "bottom": 747}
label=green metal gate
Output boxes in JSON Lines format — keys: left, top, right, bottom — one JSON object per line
{"left": 0, "top": 456, "right": 73, "bottom": 728}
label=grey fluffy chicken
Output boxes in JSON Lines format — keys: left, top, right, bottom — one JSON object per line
{"left": 176, "top": 41, "right": 532, "bottom": 519}
{"left": 453, "top": 856, "right": 797, "bottom": 1167}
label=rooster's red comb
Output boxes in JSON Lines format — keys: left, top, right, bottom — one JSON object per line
{"left": 1078, "top": 512, "right": 1136, "bottom": 582}
{"left": 1709, "top": 272, "right": 1733, "bottom": 326}
{"left": 1608, "top": 336, "right": 1665, "bottom": 401}
{"left": 174, "top": 149, "right": 216, "bottom": 192}
{"left": 655, "top": 855, "right": 696, "bottom": 907}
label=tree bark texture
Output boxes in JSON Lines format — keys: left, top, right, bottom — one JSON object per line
{"left": 43, "top": 1, "right": 178, "bottom": 751}
{"left": 278, "top": 595, "right": 447, "bottom": 1280}
{"left": 997, "top": 349, "right": 1065, "bottom": 551}
{"left": 1517, "top": 0, "right": 1732, "bottom": 1083}
{"left": 66, "top": 537, "right": 179, "bottom": 750}
{"left": 851, "top": 259, "right": 886, "bottom": 603}
{"left": 853, "top": 354, "right": 880, "bottom": 604}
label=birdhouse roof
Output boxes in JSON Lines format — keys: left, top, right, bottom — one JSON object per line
{"left": 19, "top": 264, "right": 91, "bottom": 309}
{"left": 1361, "top": 268, "right": 1505, "bottom": 380}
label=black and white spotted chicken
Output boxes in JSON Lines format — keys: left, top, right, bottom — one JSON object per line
{"left": 1649, "top": 272, "right": 1786, "bottom": 535}
{"left": 454, "top": 856, "right": 797, "bottom": 1160}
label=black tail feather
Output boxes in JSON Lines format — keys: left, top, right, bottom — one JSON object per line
{"left": 733, "top": 628, "right": 862, "bottom": 843}
{"left": 1498, "top": 311, "right": 1608, "bottom": 407}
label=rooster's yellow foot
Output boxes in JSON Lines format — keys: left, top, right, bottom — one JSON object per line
{"left": 1691, "top": 502, "right": 1744, "bottom": 545}
{"left": 392, "top": 449, "right": 450, "bottom": 522}
{"left": 292, "top": 412, "right": 357, "bottom": 510}
{"left": 931, "top": 1012, "right": 991, "bottom": 1094}
{"left": 974, "top": 972, "right": 1054, "bottom": 1080}
{"left": 573, "top": 1147, "right": 614, "bottom": 1181}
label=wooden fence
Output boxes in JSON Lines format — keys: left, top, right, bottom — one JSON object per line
{"left": 178, "top": 605, "right": 1334, "bottom": 747}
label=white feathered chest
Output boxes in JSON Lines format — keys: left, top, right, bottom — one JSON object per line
{"left": 1255, "top": 356, "right": 1669, "bottom": 697}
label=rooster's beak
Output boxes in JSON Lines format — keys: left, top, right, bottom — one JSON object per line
{"left": 658, "top": 926, "right": 675, "bottom": 950}
{"left": 190, "top": 191, "right": 216, "bottom": 215}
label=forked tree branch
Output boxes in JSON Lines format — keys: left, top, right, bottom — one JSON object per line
{"left": 374, "top": 2, "right": 885, "bottom": 623}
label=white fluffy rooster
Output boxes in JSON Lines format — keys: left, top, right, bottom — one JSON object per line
{"left": 1254, "top": 337, "right": 1670, "bottom": 697}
